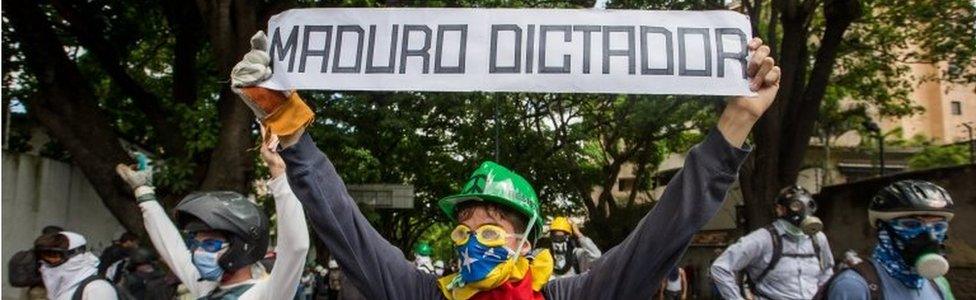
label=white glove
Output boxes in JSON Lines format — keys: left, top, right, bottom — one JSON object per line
{"left": 115, "top": 164, "right": 153, "bottom": 190}
{"left": 231, "top": 31, "right": 272, "bottom": 88}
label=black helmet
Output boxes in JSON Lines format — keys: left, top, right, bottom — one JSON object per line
{"left": 869, "top": 180, "right": 954, "bottom": 228}
{"left": 175, "top": 191, "right": 270, "bottom": 272}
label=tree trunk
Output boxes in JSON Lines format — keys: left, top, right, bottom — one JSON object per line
{"left": 4, "top": 0, "right": 146, "bottom": 235}
{"left": 194, "top": 0, "right": 262, "bottom": 192}
{"left": 740, "top": 0, "right": 861, "bottom": 231}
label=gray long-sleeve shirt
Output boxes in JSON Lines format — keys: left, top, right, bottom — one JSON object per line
{"left": 281, "top": 128, "right": 749, "bottom": 299}
{"left": 710, "top": 220, "right": 834, "bottom": 300}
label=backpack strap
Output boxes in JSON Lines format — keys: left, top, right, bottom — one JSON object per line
{"left": 809, "top": 233, "right": 823, "bottom": 271}
{"left": 746, "top": 225, "right": 782, "bottom": 299}
{"left": 929, "top": 278, "right": 946, "bottom": 300}
{"left": 72, "top": 275, "right": 114, "bottom": 300}
{"left": 851, "top": 260, "right": 883, "bottom": 300}
{"left": 753, "top": 225, "right": 782, "bottom": 284}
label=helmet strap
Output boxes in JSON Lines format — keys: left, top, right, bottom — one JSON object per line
{"left": 512, "top": 213, "right": 537, "bottom": 261}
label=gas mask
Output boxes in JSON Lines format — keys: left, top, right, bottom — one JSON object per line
{"left": 883, "top": 218, "right": 950, "bottom": 279}
{"left": 780, "top": 195, "right": 823, "bottom": 235}
{"left": 549, "top": 234, "right": 575, "bottom": 274}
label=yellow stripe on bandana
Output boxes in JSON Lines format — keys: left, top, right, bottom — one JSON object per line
{"left": 437, "top": 249, "right": 553, "bottom": 300}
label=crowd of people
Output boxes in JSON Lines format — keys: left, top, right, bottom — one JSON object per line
{"left": 5, "top": 29, "right": 960, "bottom": 300}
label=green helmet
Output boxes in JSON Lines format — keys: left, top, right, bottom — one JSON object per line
{"left": 438, "top": 161, "right": 543, "bottom": 242}
{"left": 414, "top": 241, "right": 433, "bottom": 256}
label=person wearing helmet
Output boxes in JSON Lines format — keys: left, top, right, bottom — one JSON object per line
{"left": 230, "top": 30, "right": 779, "bottom": 299}
{"left": 33, "top": 231, "right": 120, "bottom": 300}
{"left": 98, "top": 231, "right": 140, "bottom": 283}
{"left": 711, "top": 185, "right": 835, "bottom": 299}
{"left": 822, "top": 180, "right": 955, "bottom": 299}
{"left": 414, "top": 242, "right": 436, "bottom": 274}
{"left": 118, "top": 248, "right": 179, "bottom": 300}
{"left": 115, "top": 132, "right": 310, "bottom": 299}
{"left": 548, "top": 217, "right": 601, "bottom": 279}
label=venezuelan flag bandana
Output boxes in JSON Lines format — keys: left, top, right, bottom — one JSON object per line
{"left": 437, "top": 248, "right": 552, "bottom": 300}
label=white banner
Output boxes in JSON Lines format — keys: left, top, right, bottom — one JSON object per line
{"left": 261, "top": 8, "right": 753, "bottom": 95}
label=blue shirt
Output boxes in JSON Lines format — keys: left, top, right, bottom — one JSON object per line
{"left": 827, "top": 260, "right": 944, "bottom": 299}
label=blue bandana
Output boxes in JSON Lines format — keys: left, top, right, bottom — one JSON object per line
{"left": 872, "top": 222, "right": 946, "bottom": 289}
{"left": 456, "top": 234, "right": 512, "bottom": 284}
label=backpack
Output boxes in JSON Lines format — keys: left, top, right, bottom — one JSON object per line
{"left": 71, "top": 274, "right": 133, "bottom": 300}
{"left": 747, "top": 225, "right": 823, "bottom": 298}
{"left": 7, "top": 250, "right": 43, "bottom": 287}
{"left": 199, "top": 283, "right": 255, "bottom": 300}
{"left": 811, "top": 259, "right": 947, "bottom": 300}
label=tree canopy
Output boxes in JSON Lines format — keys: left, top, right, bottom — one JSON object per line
{"left": 3, "top": 0, "right": 973, "bottom": 255}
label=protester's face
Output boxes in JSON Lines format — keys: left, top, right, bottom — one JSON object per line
{"left": 188, "top": 230, "right": 229, "bottom": 256}
{"left": 122, "top": 240, "right": 139, "bottom": 249}
{"left": 890, "top": 215, "right": 949, "bottom": 233}
{"left": 457, "top": 207, "right": 530, "bottom": 254}
{"left": 37, "top": 252, "right": 64, "bottom": 266}
{"left": 774, "top": 204, "right": 786, "bottom": 217}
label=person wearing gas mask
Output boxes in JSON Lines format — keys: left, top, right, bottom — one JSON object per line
{"left": 414, "top": 242, "right": 436, "bottom": 274}
{"left": 548, "top": 216, "right": 601, "bottom": 279}
{"left": 711, "top": 185, "right": 835, "bottom": 300}
{"left": 228, "top": 29, "right": 780, "bottom": 299}
{"left": 33, "top": 231, "right": 121, "bottom": 300}
{"left": 821, "top": 180, "right": 955, "bottom": 299}
{"left": 114, "top": 131, "right": 310, "bottom": 299}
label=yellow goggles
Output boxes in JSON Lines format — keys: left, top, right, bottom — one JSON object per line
{"left": 450, "top": 224, "right": 523, "bottom": 247}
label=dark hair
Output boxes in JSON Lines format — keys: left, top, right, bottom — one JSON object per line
{"left": 34, "top": 232, "right": 68, "bottom": 250}
{"left": 455, "top": 201, "right": 527, "bottom": 234}
{"left": 41, "top": 226, "right": 64, "bottom": 235}
{"left": 117, "top": 232, "right": 139, "bottom": 243}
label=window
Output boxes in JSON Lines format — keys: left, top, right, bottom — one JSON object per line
{"left": 950, "top": 101, "right": 962, "bottom": 115}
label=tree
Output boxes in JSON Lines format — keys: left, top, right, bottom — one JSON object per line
{"left": 2, "top": 0, "right": 289, "bottom": 235}
{"left": 908, "top": 144, "right": 970, "bottom": 170}
{"left": 813, "top": 96, "right": 867, "bottom": 184}
{"left": 570, "top": 96, "right": 715, "bottom": 248}
{"left": 737, "top": 0, "right": 975, "bottom": 229}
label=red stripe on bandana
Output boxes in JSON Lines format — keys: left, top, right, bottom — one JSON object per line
{"left": 470, "top": 269, "right": 543, "bottom": 300}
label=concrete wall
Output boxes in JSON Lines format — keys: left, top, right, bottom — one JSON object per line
{"left": 816, "top": 164, "right": 976, "bottom": 298}
{"left": 2, "top": 152, "right": 125, "bottom": 300}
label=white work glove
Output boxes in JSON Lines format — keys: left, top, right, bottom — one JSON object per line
{"left": 231, "top": 31, "right": 272, "bottom": 88}
{"left": 115, "top": 164, "right": 153, "bottom": 190}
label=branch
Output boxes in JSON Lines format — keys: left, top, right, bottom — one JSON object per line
{"left": 5, "top": 0, "right": 146, "bottom": 236}
{"left": 48, "top": 0, "right": 186, "bottom": 156}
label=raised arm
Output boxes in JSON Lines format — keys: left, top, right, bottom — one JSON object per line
{"left": 229, "top": 31, "right": 443, "bottom": 300}
{"left": 279, "top": 132, "right": 443, "bottom": 300}
{"left": 116, "top": 165, "right": 217, "bottom": 297}
{"left": 542, "top": 37, "right": 779, "bottom": 299}
{"left": 251, "top": 134, "right": 311, "bottom": 299}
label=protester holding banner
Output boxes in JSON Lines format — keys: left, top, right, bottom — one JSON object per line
{"left": 114, "top": 130, "right": 310, "bottom": 299}
{"left": 230, "top": 10, "right": 781, "bottom": 295}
